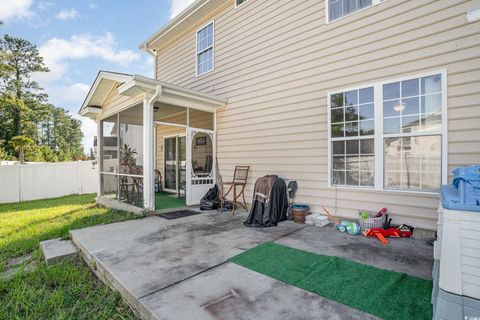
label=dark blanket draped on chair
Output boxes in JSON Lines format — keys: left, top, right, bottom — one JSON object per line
{"left": 244, "top": 175, "right": 288, "bottom": 228}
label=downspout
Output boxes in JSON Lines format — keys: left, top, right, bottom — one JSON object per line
{"left": 149, "top": 85, "right": 162, "bottom": 106}
{"left": 142, "top": 45, "right": 158, "bottom": 80}
{"left": 143, "top": 84, "right": 162, "bottom": 210}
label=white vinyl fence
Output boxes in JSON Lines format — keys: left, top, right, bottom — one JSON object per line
{"left": 0, "top": 161, "right": 98, "bottom": 203}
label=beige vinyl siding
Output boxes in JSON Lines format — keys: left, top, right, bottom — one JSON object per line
{"left": 154, "top": 0, "right": 480, "bottom": 230}
{"left": 102, "top": 86, "right": 144, "bottom": 117}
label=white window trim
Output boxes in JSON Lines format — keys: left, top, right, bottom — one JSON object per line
{"left": 234, "top": 0, "right": 248, "bottom": 9}
{"left": 325, "top": 0, "right": 383, "bottom": 25}
{"left": 195, "top": 20, "right": 215, "bottom": 77}
{"left": 327, "top": 69, "right": 448, "bottom": 195}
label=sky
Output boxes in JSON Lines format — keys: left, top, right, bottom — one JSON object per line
{"left": 0, "top": 0, "right": 196, "bottom": 154}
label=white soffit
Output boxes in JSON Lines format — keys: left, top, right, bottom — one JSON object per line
{"left": 79, "top": 71, "right": 133, "bottom": 117}
{"left": 119, "top": 75, "right": 227, "bottom": 113}
{"left": 80, "top": 72, "right": 227, "bottom": 118}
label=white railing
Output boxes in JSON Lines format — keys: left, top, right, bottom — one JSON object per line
{"left": 0, "top": 161, "right": 98, "bottom": 203}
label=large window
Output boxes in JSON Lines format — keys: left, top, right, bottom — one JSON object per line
{"left": 330, "top": 87, "right": 375, "bottom": 187}
{"left": 328, "top": 71, "right": 446, "bottom": 193}
{"left": 327, "top": 0, "right": 381, "bottom": 22}
{"left": 196, "top": 22, "right": 214, "bottom": 76}
{"left": 382, "top": 74, "right": 443, "bottom": 191}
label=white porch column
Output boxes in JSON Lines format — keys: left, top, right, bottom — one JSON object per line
{"left": 143, "top": 97, "right": 155, "bottom": 210}
{"left": 96, "top": 119, "right": 102, "bottom": 197}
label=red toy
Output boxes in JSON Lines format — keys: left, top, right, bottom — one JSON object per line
{"left": 363, "top": 225, "right": 414, "bottom": 245}
{"left": 373, "top": 207, "right": 387, "bottom": 218}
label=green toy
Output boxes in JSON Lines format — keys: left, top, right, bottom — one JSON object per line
{"left": 336, "top": 221, "right": 361, "bottom": 235}
{"left": 360, "top": 211, "right": 369, "bottom": 220}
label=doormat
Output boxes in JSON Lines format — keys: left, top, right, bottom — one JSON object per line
{"left": 230, "top": 242, "right": 433, "bottom": 320}
{"left": 156, "top": 210, "right": 201, "bottom": 220}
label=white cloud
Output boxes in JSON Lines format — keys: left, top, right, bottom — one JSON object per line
{"left": 68, "top": 114, "right": 97, "bottom": 154}
{"left": 140, "top": 56, "right": 155, "bottom": 78}
{"left": 35, "top": 32, "right": 140, "bottom": 84}
{"left": 0, "top": 0, "right": 33, "bottom": 22}
{"left": 87, "top": 1, "right": 99, "bottom": 10}
{"left": 46, "top": 83, "right": 90, "bottom": 109}
{"left": 56, "top": 8, "right": 79, "bottom": 20}
{"left": 33, "top": 32, "right": 141, "bottom": 153}
{"left": 76, "top": 116, "right": 97, "bottom": 154}
{"left": 169, "top": 0, "right": 195, "bottom": 19}
{"left": 37, "top": 1, "right": 53, "bottom": 11}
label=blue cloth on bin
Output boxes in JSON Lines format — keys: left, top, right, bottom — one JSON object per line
{"left": 453, "top": 165, "right": 480, "bottom": 190}
{"left": 441, "top": 165, "right": 480, "bottom": 212}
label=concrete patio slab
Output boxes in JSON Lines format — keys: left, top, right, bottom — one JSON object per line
{"left": 71, "top": 210, "right": 303, "bottom": 311}
{"left": 276, "top": 225, "right": 433, "bottom": 280}
{"left": 139, "top": 262, "right": 379, "bottom": 320}
{"left": 71, "top": 211, "right": 433, "bottom": 319}
{"left": 40, "top": 238, "right": 79, "bottom": 266}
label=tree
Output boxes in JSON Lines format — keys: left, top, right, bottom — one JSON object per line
{"left": 0, "top": 35, "right": 49, "bottom": 137}
{"left": 0, "top": 140, "right": 15, "bottom": 161}
{"left": 49, "top": 108, "right": 84, "bottom": 161}
{"left": 10, "top": 135, "right": 34, "bottom": 164}
{"left": 40, "top": 145, "right": 58, "bottom": 162}
{"left": 0, "top": 35, "right": 85, "bottom": 162}
{"left": 0, "top": 46, "right": 13, "bottom": 80}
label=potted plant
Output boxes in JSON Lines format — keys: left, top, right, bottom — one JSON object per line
{"left": 120, "top": 144, "right": 137, "bottom": 172}
{"left": 291, "top": 204, "right": 310, "bottom": 224}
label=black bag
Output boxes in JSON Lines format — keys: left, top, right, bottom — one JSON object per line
{"left": 200, "top": 185, "right": 220, "bottom": 210}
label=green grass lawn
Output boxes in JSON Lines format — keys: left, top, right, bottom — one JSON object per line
{"left": 0, "top": 194, "right": 141, "bottom": 319}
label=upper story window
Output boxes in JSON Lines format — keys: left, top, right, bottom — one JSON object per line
{"left": 328, "top": 71, "right": 446, "bottom": 193}
{"left": 236, "top": 0, "right": 248, "bottom": 7}
{"left": 196, "top": 22, "right": 214, "bottom": 76}
{"left": 327, "top": 0, "right": 381, "bottom": 22}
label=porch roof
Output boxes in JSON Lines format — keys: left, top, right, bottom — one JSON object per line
{"left": 79, "top": 70, "right": 227, "bottom": 119}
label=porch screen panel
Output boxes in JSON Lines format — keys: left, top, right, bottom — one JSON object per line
{"left": 101, "top": 115, "right": 118, "bottom": 173}
{"left": 101, "top": 174, "right": 118, "bottom": 198}
{"left": 100, "top": 115, "right": 119, "bottom": 199}
{"left": 330, "top": 87, "right": 375, "bottom": 187}
{"left": 119, "top": 104, "right": 144, "bottom": 208}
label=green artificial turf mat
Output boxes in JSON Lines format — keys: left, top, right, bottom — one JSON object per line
{"left": 230, "top": 242, "right": 432, "bottom": 320}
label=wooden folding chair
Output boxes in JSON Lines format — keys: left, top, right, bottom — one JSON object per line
{"left": 220, "top": 165, "right": 250, "bottom": 214}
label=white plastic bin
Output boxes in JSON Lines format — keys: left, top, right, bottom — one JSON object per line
{"left": 438, "top": 205, "right": 480, "bottom": 298}
{"left": 433, "top": 166, "right": 480, "bottom": 320}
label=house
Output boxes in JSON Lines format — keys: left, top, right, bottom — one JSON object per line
{"left": 79, "top": 0, "right": 480, "bottom": 230}
{"left": 93, "top": 136, "right": 117, "bottom": 161}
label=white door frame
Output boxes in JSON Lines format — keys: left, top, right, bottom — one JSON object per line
{"left": 162, "top": 133, "right": 186, "bottom": 194}
{"left": 186, "top": 127, "right": 216, "bottom": 206}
